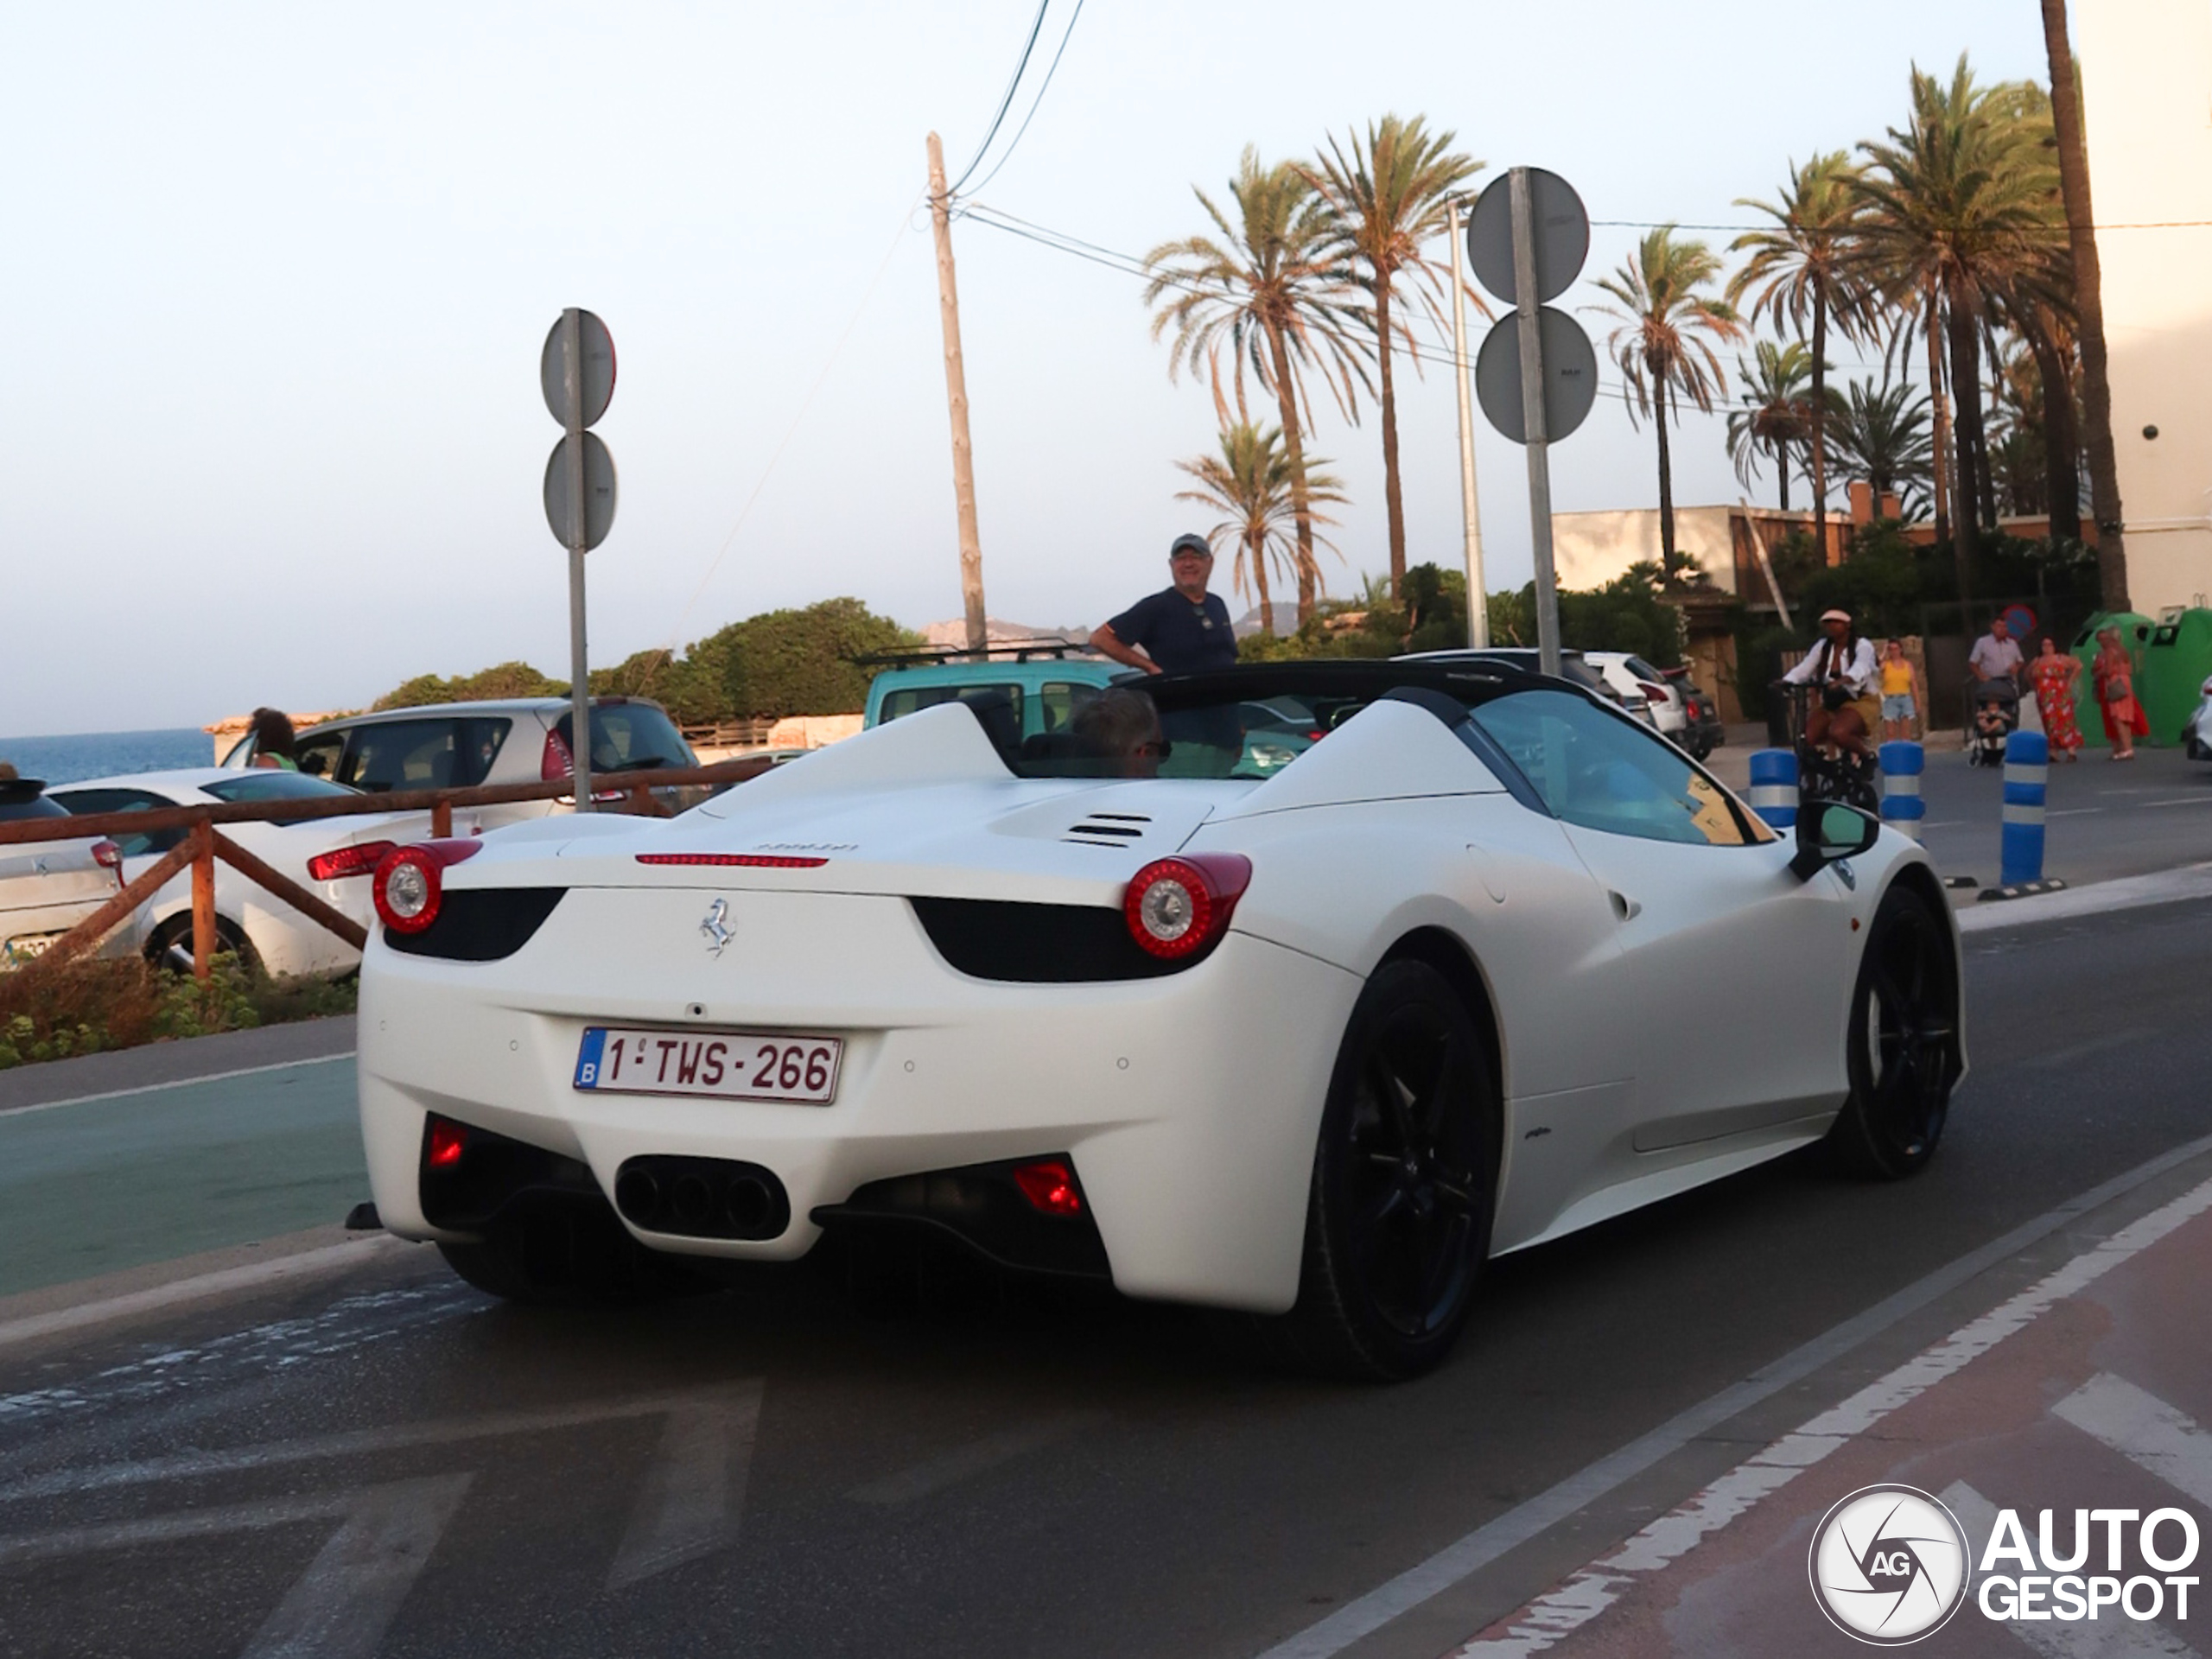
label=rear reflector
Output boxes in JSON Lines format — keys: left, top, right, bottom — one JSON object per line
{"left": 426, "top": 1119, "right": 467, "bottom": 1168}
{"left": 309, "top": 840, "right": 397, "bottom": 881}
{"left": 633, "top": 854, "right": 829, "bottom": 868}
{"left": 1011, "top": 1159, "right": 1083, "bottom": 1217}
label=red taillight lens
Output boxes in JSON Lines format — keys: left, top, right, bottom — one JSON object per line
{"left": 541, "top": 728, "right": 574, "bottom": 781}
{"left": 91, "top": 839, "right": 122, "bottom": 872}
{"left": 1122, "top": 854, "right": 1252, "bottom": 961}
{"left": 372, "top": 840, "right": 481, "bottom": 935}
{"left": 632, "top": 853, "right": 829, "bottom": 868}
{"left": 1011, "top": 1159, "right": 1083, "bottom": 1217}
{"left": 426, "top": 1119, "right": 467, "bottom": 1168}
{"left": 1637, "top": 680, "right": 1671, "bottom": 702}
{"left": 308, "top": 840, "right": 397, "bottom": 882}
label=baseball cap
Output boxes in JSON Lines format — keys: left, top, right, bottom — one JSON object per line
{"left": 1169, "top": 533, "right": 1213, "bottom": 559}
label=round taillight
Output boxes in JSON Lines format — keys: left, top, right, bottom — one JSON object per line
{"left": 1122, "top": 854, "right": 1252, "bottom": 961}
{"left": 372, "top": 840, "right": 481, "bottom": 937}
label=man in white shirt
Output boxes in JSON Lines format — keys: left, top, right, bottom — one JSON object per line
{"left": 1967, "top": 615, "right": 2024, "bottom": 690}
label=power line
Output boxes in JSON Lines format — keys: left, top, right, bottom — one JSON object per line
{"left": 945, "top": 0, "right": 1052, "bottom": 198}
{"left": 958, "top": 0, "right": 1086, "bottom": 199}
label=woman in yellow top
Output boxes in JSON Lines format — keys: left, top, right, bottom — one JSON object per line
{"left": 1877, "top": 639, "right": 1923, "bottom": 742}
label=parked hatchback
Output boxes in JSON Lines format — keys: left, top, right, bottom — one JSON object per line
{"left": 0, "top": 775, "right": 124, "bottom": 970}
{"left": 220, "top": 698, "right": 698, "bottom": 830}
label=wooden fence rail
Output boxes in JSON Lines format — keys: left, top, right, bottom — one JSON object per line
{"left": 6, "top": 756, "right": 777, "bottom": 982}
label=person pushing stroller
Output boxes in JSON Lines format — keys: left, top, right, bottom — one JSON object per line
{"left": 1966, "top": 614, "right": 2025, "bottom": 766}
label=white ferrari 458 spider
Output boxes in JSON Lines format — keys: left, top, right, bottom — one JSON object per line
{"left": 358, "top": 660, "right": 1965, "bottom": 1378}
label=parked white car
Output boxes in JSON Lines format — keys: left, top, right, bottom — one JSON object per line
{"left": 0, "top": 776, "right": 124, "bottom": 970}
{"left": 50, "top": 770, "right": 473, "bottom": 978}
{"left": 2185, "top": 676, "right": 2212, "bottom": 760}
{"left": 220, "top": 698, "right": 700, "bottom": 831}
{"left": 1582, "top": 652, "right": 1688, "bottom": 737}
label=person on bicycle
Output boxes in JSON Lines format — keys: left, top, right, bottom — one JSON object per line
{"left": 1783, "top": 608, "right": 1879, "bottom": 734}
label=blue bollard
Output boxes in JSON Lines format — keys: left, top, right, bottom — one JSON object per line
{"left": 2001, "top": 729, "right": 2049, "bottom": 885}
{"left": 1748, "top": 748, "right": 1797, "bottom": 830}
{"left": 1878, "top": 741, "right": 1924, "bottom": 842}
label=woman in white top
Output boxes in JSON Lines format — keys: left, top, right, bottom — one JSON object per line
{"left": 1784, "top": 608, "right": 1881, "bottom": 737}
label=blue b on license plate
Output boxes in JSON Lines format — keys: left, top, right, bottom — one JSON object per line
{"left": 574, "top": 1027, "right": 842, "bottom": 1103}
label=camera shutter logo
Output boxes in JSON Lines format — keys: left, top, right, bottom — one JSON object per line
{"left": 1808, "top": 1484, "right": 1971, "bottom": 1644}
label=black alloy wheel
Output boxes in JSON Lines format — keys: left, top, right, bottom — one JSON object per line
{"left": 1827, "top": 887, "right": 1959, "bottom": 1179}
{"left": 1278, "top": 958, "right": 1498, "bottom": 1380}
{"left": 146, "top": 913, "right": 261, "bottom": 978}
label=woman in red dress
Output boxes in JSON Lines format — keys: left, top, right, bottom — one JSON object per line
{"left": 2028, "top": 638, "right": 2083, "bottom": 760}
{"left": 2093, "top": 626, "right": 2149, "bottom": 760}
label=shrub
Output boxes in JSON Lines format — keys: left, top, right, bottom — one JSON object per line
{"left": 0, "top": 952, "right": 357, "bottom": 1070}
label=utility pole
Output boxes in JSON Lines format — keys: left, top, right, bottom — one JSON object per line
{"left": 926, "top": 132, "right": 988, "bottom": 653}
{"left": 1448, "top": 196, "right": 1489, "bottom": 648}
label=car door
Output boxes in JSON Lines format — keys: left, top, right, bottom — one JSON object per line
{"left": 1466, "top": 687, "right": 1857, "bottom": 1154}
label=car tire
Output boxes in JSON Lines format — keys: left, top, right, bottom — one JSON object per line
{"left": 1274, "top": 959, "right": 1499, "bottom": 1381}
{"left": 146, "top": 913, "right": 261, "bottom": 978}
{"left": 1826, "top": 886, "right": 1959, "bottom": 1180}
{"left": 437, "top": 1205, "right": 702, "bottom": 1305}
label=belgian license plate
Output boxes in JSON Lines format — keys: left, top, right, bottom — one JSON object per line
{"left": 574, "top": 1027, "right": 842, "bottom": 1104}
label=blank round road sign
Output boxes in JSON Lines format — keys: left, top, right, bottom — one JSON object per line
{"left": 1475, "top": 308, "right": 1599, "bottom": 443}
{"left": 541, "top": 310, "right": 616, "bottom": 430}
{"left": 543, "top": 432, "right": 618, "bottom": 550}
{"left": 1466, "top": 170, "right": 1591, "bottom": 307}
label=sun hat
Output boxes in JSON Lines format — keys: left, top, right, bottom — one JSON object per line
{"left": 1169, "top": 533, "right": 1213, "bottom": 559}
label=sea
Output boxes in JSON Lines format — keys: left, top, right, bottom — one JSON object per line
{"left": 0, "top": 728, "right": 216, "bottom": 786}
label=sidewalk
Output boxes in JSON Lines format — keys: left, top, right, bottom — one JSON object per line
{"left": 1456, "top": 1151, "right": 2212, "bottom": 1656}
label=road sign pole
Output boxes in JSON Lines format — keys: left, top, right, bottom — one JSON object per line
{"left": 1448, "top": 197, "right": 1489, "bottom": 649}
{"left": 562, "top": 306, "right": 593, "bottom": 812}
{"left": 1510, "top": 169, "right": 1561, "bottom": 678}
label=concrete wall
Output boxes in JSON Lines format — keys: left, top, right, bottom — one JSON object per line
{"left": 2080, "top": 0, "right": 2212, "bottom": 613}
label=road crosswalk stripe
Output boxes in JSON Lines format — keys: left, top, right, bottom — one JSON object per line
{"left": 2054, "top": 1374, "right": 2212, "bottom": 1511}
{"left": 848, "top": 1411, "right": 1106, "bottom": 1507}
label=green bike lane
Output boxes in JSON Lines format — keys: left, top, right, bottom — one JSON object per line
{"left": 0, "top": 1052, "right": 365, "bottom": 1299}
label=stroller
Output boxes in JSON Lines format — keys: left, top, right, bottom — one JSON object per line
{"left": 1966, "top": 677, "right": 2020, "bottom": 766}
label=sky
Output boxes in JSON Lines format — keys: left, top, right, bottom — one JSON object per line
{"left": 3, "top": 1, "right": 2055, "bottom": 735}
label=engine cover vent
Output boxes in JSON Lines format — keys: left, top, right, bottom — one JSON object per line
{"left": 1064, "top": 811, "right": 1150, "bottom": 846}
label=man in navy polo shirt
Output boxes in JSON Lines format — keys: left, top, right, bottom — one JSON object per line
{"left": 1089, "top": 533, "right": 1238, "bottom": 676}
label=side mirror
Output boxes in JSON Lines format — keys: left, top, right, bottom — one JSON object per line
{"left": 1790, "top": 802, "right": 1881, "bottom": 881}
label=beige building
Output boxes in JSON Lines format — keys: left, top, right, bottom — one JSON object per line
{"left": 2080, "top": 0, "right": 2212, "bottom": 614}
{"left": 1552, "top": 505, "right": 1848, "bottom": 606}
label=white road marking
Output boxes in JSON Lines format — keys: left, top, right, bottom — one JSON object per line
{"left": 1942, "top": 1480, "right": 2200, "bottom": 1658}
{"left": 2048, "top": 808, "right": 2108, "bottom": 817}
{"left": 2142, "top": 797, "right": 2212, "bottom": 809}
{"left": 0, "top": 1384, "right": 760, "bottom": 1503}
{"left": 607, "top": 1382, "right": 763, "bottom": 1590}
{"left": 0, "top": 1490, "right": 350, "bottom": 1565}
{"left": 2055, "top": 1374, "right": 2212, "bottom": 1510}
{"left": 848, "top": 1411, "right": 1107, "bottom": 1507}
{"left": 0, "top": 1236, "right": 408, "bottom": 1356}
{"left": 1450, "top": 1173, "right": 2212, "bottom": 1657}
{"left": 241, "top": 1475, "right": 472, "bottom": 1659}
{"left": 0, "top": 1052, "right": 356, "bottom": 1119}
{"left": 1256, "top": 1133, "right": 2212, "bottom": 1659}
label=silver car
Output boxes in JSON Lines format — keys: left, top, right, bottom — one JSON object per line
{"left": 220, "top": 697, "right": 700, "bottom": 832}
{"left": 0, "top": 776, "right": 124, "bottom": 970}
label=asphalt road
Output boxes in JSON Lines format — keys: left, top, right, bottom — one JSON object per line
{"left": 2, "top": 897, "right": 2209, "bottom": 1659}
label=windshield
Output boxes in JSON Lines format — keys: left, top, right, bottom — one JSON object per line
{"left": 555, "top": 703, "right": 694, "bottom": 774}
{"left": 200, "top": 773, "right": 359, "bottom": 804}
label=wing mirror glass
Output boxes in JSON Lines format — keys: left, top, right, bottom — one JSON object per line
{"left": 1789, "top": 802, "right": 1881, "bottom": 880}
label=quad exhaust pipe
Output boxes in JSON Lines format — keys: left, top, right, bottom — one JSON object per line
{"left": 613, "top": 1156, "right": 789, "bottom": 1241}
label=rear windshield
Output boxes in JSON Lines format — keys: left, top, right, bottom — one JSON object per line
{"left": 0, "top": 794, "right": 67, "bottom": 824}
{"left": 200, "top": 773, "right": 359, "bottom": 804}
{"left": 51, "top": 787, "right": 186, "bottom": 856}
{"left": 970, "top": 681, "right": 1374, "bottom": 780}
{"left": 555, "top": 704, "right": 694, "bottom": 774}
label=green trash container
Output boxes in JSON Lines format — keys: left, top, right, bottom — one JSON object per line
{"left": 2071, "top": 611, "right": 2153, "bottom": 750}
{"left": 2141, "top": 608, "right": 2212, "bottom": 751}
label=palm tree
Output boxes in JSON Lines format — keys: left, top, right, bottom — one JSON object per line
{"left": 1823, "top": 375, "right": 1935, "bottom": 519}
{"left": 1595, "top": 228, "right": 1744, "bottom": 563}
{"left": 1305, "top": 114, "right": 1483, "bottom": 594}
{"left": 1726, "top": 340, "right": 1814, "bottom": 511}
{"left": 1173, "top": 423, "right": 1346, "bottom": 630}
{"left": 1147, "top": 149, "right": 1371, "bottom": 625}
{"left": 2038, "top": 0, "right": 2128, "bottom": 602}
{"left": 1855, "top": 56, "right": 2060, "bottom": 605}
{"left": 1729, "top": 153, "right": 1875, "bottom": 561}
